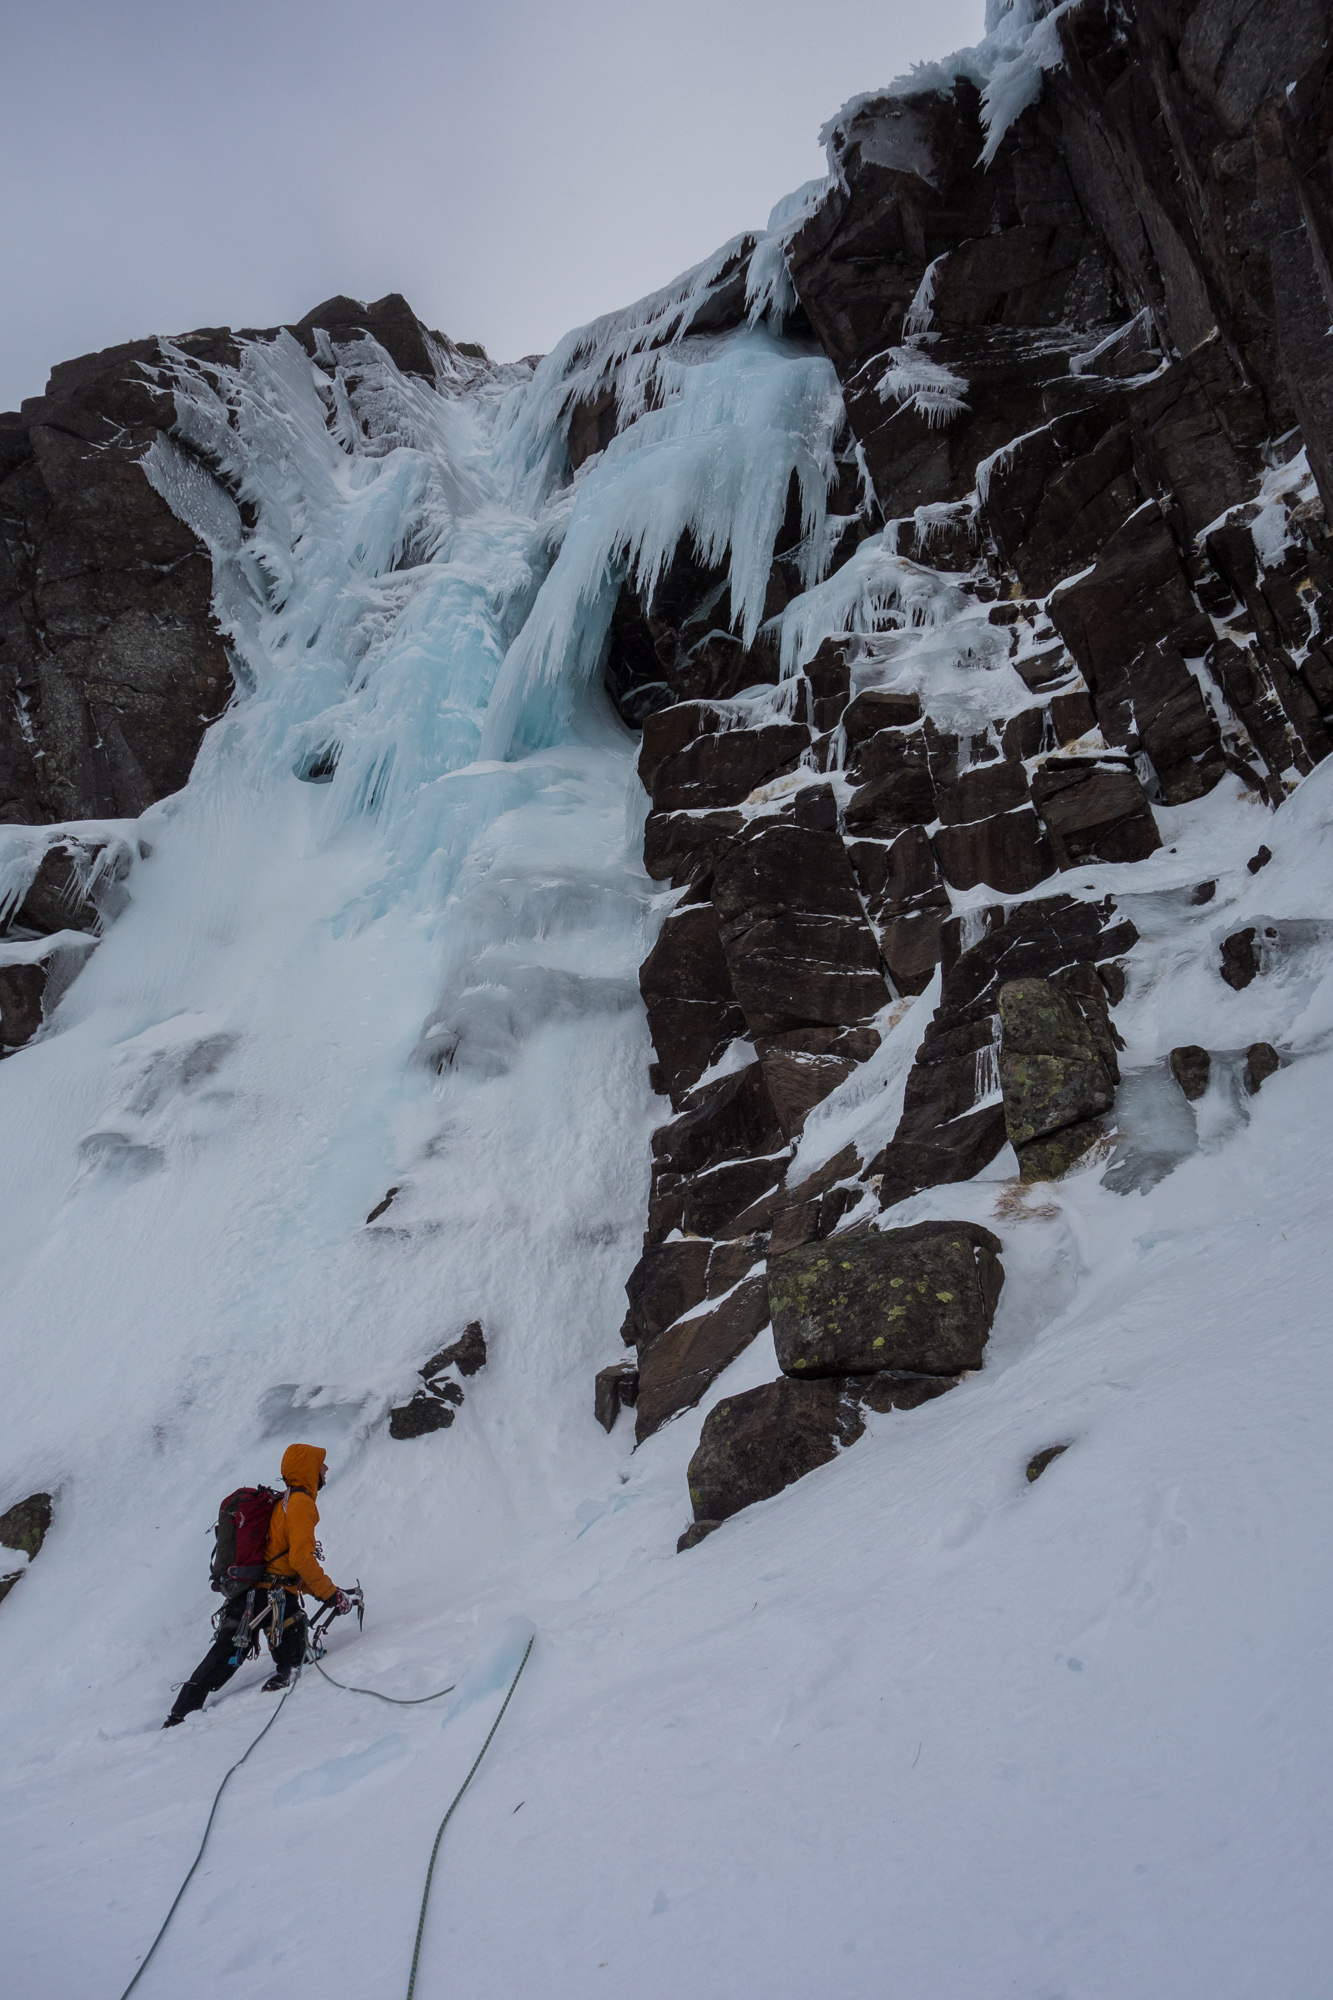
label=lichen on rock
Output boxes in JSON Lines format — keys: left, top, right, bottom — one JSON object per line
{"left": 998, "top": 975, "right": 1117, "bottom": 1179}
{"left": 768, "top": 1221, "right": 1003, "bottom": 1379}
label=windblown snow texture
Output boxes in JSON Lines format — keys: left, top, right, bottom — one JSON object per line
{"left": 2, "top": 4, "right": 1333, "bottom": 1997}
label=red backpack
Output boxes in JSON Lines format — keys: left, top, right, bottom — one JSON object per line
{"left": 210, "top": 1486, "right": 280, "bottom": 1596}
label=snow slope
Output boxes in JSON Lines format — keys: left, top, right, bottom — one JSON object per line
{"left": 3, "top": 248, "right": 1333, "bottom": 2000}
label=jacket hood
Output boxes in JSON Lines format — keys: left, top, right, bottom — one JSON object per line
{"left": 281, "top": 1442, "right": 326, "bottom": 1496}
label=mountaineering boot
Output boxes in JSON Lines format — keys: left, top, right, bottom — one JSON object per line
{"left": 262, "top": 1670, "right": 293, "bottom": 1692}
{"left": 164, "top": 1679, "right": 207, "bottom": 1727}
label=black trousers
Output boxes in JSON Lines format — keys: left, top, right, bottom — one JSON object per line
{"left": 169, "top": 1587, "right": 307, "bottom": 1719}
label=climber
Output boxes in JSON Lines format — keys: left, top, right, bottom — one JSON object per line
{"left": 163, "top": 1443, "right": 353, "bottom": 1727}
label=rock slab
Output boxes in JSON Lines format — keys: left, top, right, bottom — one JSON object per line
{"left": 768, "top": 1222, "right": 1003, "bottom": 1379}
{"left": 998, "top": 975, "right": 1118, "bottom": 1177}
{"left": 685, "top": 1377, "right": 866, "bottom": 1527}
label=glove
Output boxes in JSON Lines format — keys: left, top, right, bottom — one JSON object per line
{"left": 330, "top": 1588, "right": 352, "bottom": 1617}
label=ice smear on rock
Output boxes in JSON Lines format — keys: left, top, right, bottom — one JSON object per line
{"left": 777, "top": 529, "right": 988, "bottom": 682}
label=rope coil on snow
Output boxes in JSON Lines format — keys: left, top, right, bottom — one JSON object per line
{"left": 404, "top": 1633, "right": 534, "bottom": 2000}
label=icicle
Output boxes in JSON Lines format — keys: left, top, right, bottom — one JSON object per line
{"left": 875, "top": 345, "right": 970, "bottom": 428}
{"left": 974, "top": 1037, "right": 1002, "bottom": 1105}
{"left": 904, "top": 259, "right": 944, "bottom": 339}
{"left": 483, "top": 327, "right": 845, "bottom": 759}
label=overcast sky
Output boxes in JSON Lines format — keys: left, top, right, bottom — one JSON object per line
{"left": 1, "top": 0, "right": 982, "bottom": 411}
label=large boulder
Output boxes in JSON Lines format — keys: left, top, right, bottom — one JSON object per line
{"left": 684, "top": 1377, "right": 866, "bottom": 1528}
{"left": 998, "top": 976, "right": 1117, "bottom": 1177}
{"left": 1245, "top": 1041, "right": 1282, "bottom": 1094}
{"left": 678, "top": 1363, "right": 965, "bottom": 1544}
{"left": 0, "top": 1491, "right": 51, "bottom": 1558}
{"left": 1169, "top": 1045, "right": 1211, "bottom": 1102}
{"left": 1220, "top": 927, "right": 1260, "bottom": 990}
{"left": 769, "top": 1221, "right": 1003, "bottom": 1379}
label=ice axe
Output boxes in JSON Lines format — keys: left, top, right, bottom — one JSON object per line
{"left": 307, "top": 1580, "right": 364, "bottom": 1654}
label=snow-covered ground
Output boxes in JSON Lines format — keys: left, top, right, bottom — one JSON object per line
{"left": 3, "top": 228, "right": 1333, "bottom": 1998}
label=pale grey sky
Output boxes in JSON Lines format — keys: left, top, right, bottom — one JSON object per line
{"left": 1, "top": 0, "right": 982, "bottom": 410}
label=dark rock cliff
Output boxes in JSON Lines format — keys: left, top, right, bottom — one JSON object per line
{"left": 0, "top": 333, "right": 234, "bottom": 826}
{"left": 601, "top": 0, "right": 1333, "bottom": 1535}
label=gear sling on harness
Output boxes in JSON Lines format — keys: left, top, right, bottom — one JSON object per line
{"left": 228, "top": 1583, "right": 292, "bottom": 1664}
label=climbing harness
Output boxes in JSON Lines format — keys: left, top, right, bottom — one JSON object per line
{"left": 218, "top": 1579, "right": 362, "bottom": 1675}
{"left": 404, "top": 1633, "right": 534, "bottom": 2000}
{"left": 117, "top": 1609, "right": 530, "bottom": 1999}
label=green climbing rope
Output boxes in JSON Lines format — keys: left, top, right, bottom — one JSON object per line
{"left": 313, "top": 1658, "right": 456, "bottom": 1705}
{"left": 118, "top": 1681, "right": 297, "bottom": 1998}
{"left": 117, "top": 1637, "right": 528, "bottom": 1999}
{"left": 404, "top": 1634, "right": 535, "bottom": 2000}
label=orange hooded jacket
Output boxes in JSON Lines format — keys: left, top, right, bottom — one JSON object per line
{"left": 264, "top": 1443, "right": 335, "bottom": 1602}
